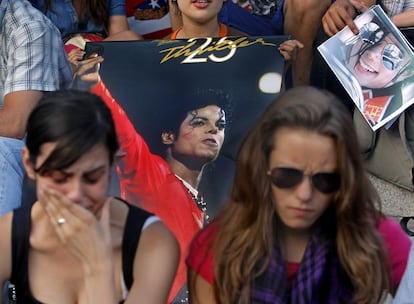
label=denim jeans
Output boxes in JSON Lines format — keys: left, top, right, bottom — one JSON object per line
{"left": 0, "top": 137, "right": 24, "bottom": 215}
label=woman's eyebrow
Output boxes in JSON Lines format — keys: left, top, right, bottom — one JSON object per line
{"left": 84, "top": 165, "right": 107, "bottom": 175}
{"left": 61, "top": 165, "right": 107, "bottom": 176}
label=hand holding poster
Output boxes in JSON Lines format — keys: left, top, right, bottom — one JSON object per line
{"left": 85, "top": 36, "right": 287, "bottom": 215}
{"left": 318, "top": 5, "right": 414, "bottom": 130}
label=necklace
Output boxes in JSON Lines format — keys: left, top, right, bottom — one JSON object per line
{"left": 186, "top": 188, "right": 210, "bottom": 224}
{"left": 177, "top": 178, "right": 210, "bottom": 225}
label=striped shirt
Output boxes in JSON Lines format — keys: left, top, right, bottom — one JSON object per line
{"left": 0, "top": 0, "right": 72, "bottom": 107}
{"left": 380, "top": 0, "right": 414, "bottom": 17}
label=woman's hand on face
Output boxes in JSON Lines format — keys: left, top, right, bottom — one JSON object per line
{"left": 279, "top": 39, "right": 304, "bottom": 61}
{"left": 72, "top": 54, "right": 104, "bottom": 91}
{"left": 39, "top": 188, "right": 113, "bottom": 276}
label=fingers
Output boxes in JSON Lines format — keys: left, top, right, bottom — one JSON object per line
{"left": 322, "top": 1, "right": 359, "bottom": 36}
{"left": 68, "top": 48, "right": 86, "bottom": 63}
{"left": 280, "top": 40, "right": 304, "bottom": 50}
{"left": 72, "top": 55, "right": 104, "bottom": 89}
{"left": 278, "top": 40, "right": 303, "bottom": 61}
{"left": 323, "top": 8, "right": 352, "bottom": 36}
{"left": 40, "top": 188, "right": 95, "bottom": 243}
{"left": 75, "top": 56, "right": 104, "bottom": 76}
{"left": 40, "top": 189, "right": 74, "bottom": 243}
{"left": 67, "top": 48, "right": 86, "bottom": 73}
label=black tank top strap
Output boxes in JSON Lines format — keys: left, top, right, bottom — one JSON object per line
{"left": 119, "top": 198, "right": 154, "bottom": 290}
{"left": 10, "top": 202, "right": 41, "bottom": 303}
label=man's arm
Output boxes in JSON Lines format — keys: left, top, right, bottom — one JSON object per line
{"left": 392, "top": 10, "right": 414, "bottom": 28}
{"left": 284, "top": 0, "right": 331, "bottom": 86}
{"left": 0, "top": 91, "right": 42, "bottom": 138}
{"left": 0, "top": 213, "right": 13, "bottom": 304}
{"left": 322, "top": 0, "right": 376, "bottom": 36}
{"left": 0, "top": 15, "right": 72, "bottom": 139}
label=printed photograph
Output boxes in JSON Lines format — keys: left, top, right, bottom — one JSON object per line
{"left": 318, "top": 5, "right": 414, "bottom": 130}
{"left": 86, "top": 36, "right": 287, "bottom": 216}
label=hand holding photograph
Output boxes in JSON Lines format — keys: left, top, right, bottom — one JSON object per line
{"left": 318, "top": 5, "right": 414, "bottom": 130}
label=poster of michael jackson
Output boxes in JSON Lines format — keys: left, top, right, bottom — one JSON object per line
{"left": 318, "top": 5, "right": 414, "bottom": 131}
{"left": 85, "top": 36, "right": 287, "bottom": 217}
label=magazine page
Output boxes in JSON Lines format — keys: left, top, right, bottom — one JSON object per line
{"left": 317, "top": 5, "right": 414, "bottom": 131}
{"left": 85, "top": 36, "right": 287, "bottom": 216}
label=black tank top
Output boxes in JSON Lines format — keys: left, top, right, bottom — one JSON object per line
{"left": 9, "top": 199, "right": 152, "bottom": 303}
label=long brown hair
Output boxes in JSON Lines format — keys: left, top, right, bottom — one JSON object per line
{"left": 45, "top": 0, "right": 108, "bottom": 28}
{"left": 208, "top": 87, "right": 389, "bottom": 303}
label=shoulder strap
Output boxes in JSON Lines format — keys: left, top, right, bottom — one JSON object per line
{"left": 121, "top": 200, "right": 153, "bottom": 290}
{"left": 10, "top": 203, "right": 33, "bottom": 300}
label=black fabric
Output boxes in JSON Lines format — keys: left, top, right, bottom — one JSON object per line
{"left": 121, "top": 199, "right": 153, "bottom": 290}
{"left": 401, "top": 28, "right": 414, "bottom": 46}
{"left": 10, "top": 203, "right": 39, "bottom": 304}
{"left": 9, "top": 199, "right": 152, "bottom": 303}
{"left": 310, "top": 26, "right": 355, "bottom": 114}
{"left": 20, "top": 175, "right": 36, "bottom": 208}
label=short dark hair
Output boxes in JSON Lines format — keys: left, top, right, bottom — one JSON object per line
{"left": 26, "top": 90, "right": 119, "bottom": 174}
{"left": 145, "top": 88, "right": 231, "bottom": 156}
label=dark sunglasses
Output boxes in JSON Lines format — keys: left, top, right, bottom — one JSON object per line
{"left": 359, "top": 22, "right": 403, "bottom": 71}
{"left": 268, "top": 167, "right": 341, "bottom": 194}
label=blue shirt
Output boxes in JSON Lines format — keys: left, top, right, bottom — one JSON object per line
{"left": 0, "top": 0, "right": 72, "bottom": 107}
{"left": 29, "top": 0, "right": 126, "bottom": 39}
{"left": 218, "top": 0, "right": 336, "bottom": 36}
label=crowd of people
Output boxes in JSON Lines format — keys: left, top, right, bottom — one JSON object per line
{"left": 1, "top": 0, "right": 414, "bottom": 303}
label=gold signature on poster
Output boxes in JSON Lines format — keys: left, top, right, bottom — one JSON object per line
{"left": 159, "top": 37, "right": 277, "bottom": 64}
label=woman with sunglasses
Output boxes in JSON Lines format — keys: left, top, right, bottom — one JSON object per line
{"left": 186, "top": 86, "right": 411, "bottom": 303}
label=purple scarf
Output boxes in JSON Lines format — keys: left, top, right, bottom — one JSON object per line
{"left": 250, "top": 230, "right": 353, "bottom": 303}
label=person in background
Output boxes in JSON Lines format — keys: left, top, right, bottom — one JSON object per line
{"left": 0, "top": 90, "right": 179, "bottom": 304}
{"left": 168, "top": 0, "right": 245, "bottom": 38}
{"left": 0, "top": 0, "right": 72, "bottom": 215}
{"left": 28, "top": 0, "right": 142, "bottom": 70}
{"left": 168, "top": 0, "right": 303, "bottom": 92}
{"left": 187, "top": 86, "right": 411, "bottom": 303}
{"left": 168, "top": 0, "right": 303, "bottom": 60}
{"left": 214, "top": 0, "right": 337, "bottom": 87}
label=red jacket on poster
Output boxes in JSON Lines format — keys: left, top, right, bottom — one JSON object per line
{"left": 91, "top": 81, "right": 203, "bottom": 302}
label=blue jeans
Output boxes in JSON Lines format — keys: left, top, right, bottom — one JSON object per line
{"left": 0, "top": 137, "right": 24, "bottom": 215}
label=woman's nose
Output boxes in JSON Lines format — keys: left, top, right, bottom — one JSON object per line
{"left": 65, "top": 180, "right": 84, "bottom": 204}
{"left": 295, "top": 176, "right": 313, "bottom": 202}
